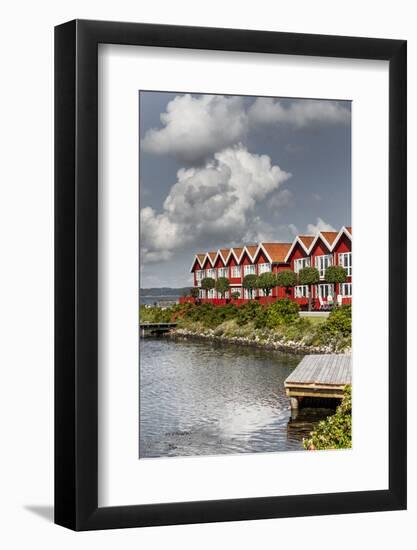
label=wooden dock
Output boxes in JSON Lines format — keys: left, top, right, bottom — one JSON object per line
{"left": 140, "top": 322, "right": 177, "bottom": 337}
{"left": 284, "top": 354, "right": 351, "bottom": 410}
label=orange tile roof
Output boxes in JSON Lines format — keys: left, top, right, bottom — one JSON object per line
{"left": 261, "top": 242, "right": 292, "bottom": 263}
{"left": 219, "top": 248, "right": 230, "bottom": 260}
{"left": 193, "top": 227, "right": 351, "bottom": 269}
{"left": 230, "top": 247, "right": 243, "bottom": 261}
{"left": 246, "top": 245, "right": 258, "bottom": 259}
{"left": 320, "top": 231, "right": 339, "bottom": 246}
{"left": 298, "top": 235, "right": 314, "bottom": 248}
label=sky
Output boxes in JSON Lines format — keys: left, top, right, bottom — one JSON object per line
{"left": 139, "top": 92, "right": 351, "bottom": 288}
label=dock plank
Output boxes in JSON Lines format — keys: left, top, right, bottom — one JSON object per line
{"left": 285, "top": 354, "right": 351, "bottom": 386}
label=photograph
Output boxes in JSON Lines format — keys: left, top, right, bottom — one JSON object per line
{"left": 139, "top": 91, "right": 352, "bottom": 458}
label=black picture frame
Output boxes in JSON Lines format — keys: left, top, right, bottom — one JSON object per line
{"left": 55, "top": 19, "right": 407, "bottom": 531}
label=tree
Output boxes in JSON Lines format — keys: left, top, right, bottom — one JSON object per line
{"left": 231, "top": 291, "right": 241, "bottom": 300}
{"left": 298, "top": 266, "right": 320, "bottom": 311}
{"left": 256, "top": 272, "right": 277, "bottom": 297}
{"left": 201, "top": 277, "right": 215, "bottom": 298}
{"left": 190, "top": 287, "right": 200, "bottom": 299}
{"left": 243, "top": 274, "right": 258, "bottom": 300}
{"left": 324, "top": 265, "right": 347, "bottom": 305}
{"left": 276, "top": 270, "right": 297, "bottom": 297}
{"left": 215, "top": 277, "right": 230, "bottom": 299}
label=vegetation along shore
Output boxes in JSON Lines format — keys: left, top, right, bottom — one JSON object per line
{"left": 140, "top": 300, "right": 352, "bottom": 354}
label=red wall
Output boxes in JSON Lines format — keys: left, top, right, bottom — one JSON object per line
{"left": 189, "top": 230, "right": 351, "bottom": 307}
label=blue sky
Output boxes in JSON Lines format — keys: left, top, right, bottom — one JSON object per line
{"left": 140, "top": 92, "right": 351, "bottom": 288}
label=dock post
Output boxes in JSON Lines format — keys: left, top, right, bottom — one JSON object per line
{"left": 290, "top": 397, "right": 299, "bottom": 411}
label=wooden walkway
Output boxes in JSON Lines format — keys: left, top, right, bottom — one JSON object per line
{"left": 284, "top": 354, "right": 351, "bottom": 408}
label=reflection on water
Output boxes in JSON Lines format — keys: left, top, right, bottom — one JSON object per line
{"left": 139, "top": 338, "right": 334, "bottom": 458}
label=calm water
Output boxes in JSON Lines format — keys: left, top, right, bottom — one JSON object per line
{"left": 139, "top": 338, "right": 333, "bottom": 458}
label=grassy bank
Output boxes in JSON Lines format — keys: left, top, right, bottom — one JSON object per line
{"left": 140, "top": 300, "right": 351, "bottom": 354}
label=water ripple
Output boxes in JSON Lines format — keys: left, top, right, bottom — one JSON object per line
{"left": 139, "top": 338, "right": 332, "bottom": 458}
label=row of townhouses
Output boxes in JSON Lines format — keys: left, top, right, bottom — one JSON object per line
{"left": 186, "top": 226, "right": 352, "bottom": 307}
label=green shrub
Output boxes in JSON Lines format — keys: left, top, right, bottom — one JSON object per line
{"left": 215, "top": 276, "right": 230, "bottom": 298}
{"left": 325, "top": 265, "right": 347, "bottom": 285}
{"left": 140, "top": 304, "right": 173, "bottom": 323}
{"left": 242, "top": 274, "right": 258, "bottom": 299}
{"left": 321, "top": 304, "right": 351, "bottom": 337}
{"left": 303, "top": 386, "right": 352, "bottom": 450}
{"left": 256, "top": 272, "right": 277, "bottom": 296}
{"left": 276, "top": 270, "right": 297, "bottom": 296}
{"left": 140, "top": 300, "right": 351, "bottom": 351}
{"left": 179, "top": 302, "right": 238, "bottom": 329}
{"left": 235, "top": 301, "right": 264, "bottom": 326}
{"left": 265, "top": 299, "right": 300, "bottom": 328}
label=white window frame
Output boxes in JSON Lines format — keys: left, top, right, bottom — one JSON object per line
{"left": 316, "top": 283, "right": 335, "bottom": 298}
{"left": 340, "top": 282, "right": 352, "bottom": 297}
{"left": 338, "top": 252, "right": 352, "bottom": 276}
{"left": 295, "top": 285, "right": 310, "bottom": 298}
{"left": 206, "top": 268, "right": 216, "bottom": 279}
{"left": 231, "top": 265, "right": 241, "bottom": 278}
{"left": 231, "top": 287, "right": 242, "bottom": 298}
{"left": 315, "top": 254, "right": 333, "bottom": 279}
{"left": 294, "top": 257, "right": 311, "bottom": 273}
{"left": 243, "top": 264, "right": 256, "bottom": 276}
{"left": 207, "top": 288, "right": 216, "bottom": 299}
{"left": 217, "top": 267, "right": 228, "bottom": 278}
{"left": 196, "top": 270, "right": 205, "bottom": 286}
{"left": 258, "top": 262, "right": 272, "bottom": 274}
{"left": 199, "top": 289, "right": 206, "bottom": 299}
{"left": 243, "top": 288, "right": 251, "bottom": 299}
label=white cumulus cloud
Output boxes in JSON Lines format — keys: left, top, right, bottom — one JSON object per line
{"left": 141, "top": 94, "right": 248, "bottom": 164}
{"left": 141, "top": 95, "right": 350, "bottom": 165}
{"left": 248, "top": 98, "right": 350, "bottom": 127}
{"left": 140, "top": 146, "right": 291, "bottom": 263}
{"left": 306, "top": 217, "right": 336, "bottom": 234}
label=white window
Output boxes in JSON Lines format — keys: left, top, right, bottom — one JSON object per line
{"left": 294, "top": 257, "right": 311, "bottom": 273}
{"left": 206, "top": 268, "right": 216, "bottom": 279}
{"left": 196, "top": 270, "right": 205, "bottom": 285}
{"left": 243, "top": 264, "right": 256, "bottom": 276}
{"left": 340, "top": 283, "right": 352, "bottom": 297}
{"left": 295, "top": 285, "right": 309, "bottom": 298}
{"left": 231, "top": 287, "right": 242, "bottom": 298}
{"left": 207, "top": 288, "right": 216, "bottom": 299}
{"left": 339, "top": 252, "right": 352, "bottom": 276}
{"left": 316, "top": 284, "right": 335, "bottom": 298}
{"left": 315, "top": 254, "right": 333, "bottom": 279}
{"left": 258, "top": 262, "right": 272, "bottom": 274}
{"left": 199, "top": 289, "right": 206, "bottom": 299}
{"left": 217, "top": 267, "right": 228, "bottom": 278}
{"left": 243, "top": 288, "right": 251, "bottom": 299}
{"left": 231, "top": 265, "right": 241, "bottom": 278}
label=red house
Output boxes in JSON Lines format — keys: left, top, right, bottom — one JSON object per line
{"left": 185, "top": 226, "right": 352, "bottom": 309}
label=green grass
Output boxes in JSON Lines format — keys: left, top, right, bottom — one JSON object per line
{"left": 304, "top": 316, "right": 327, "bottom": 326}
